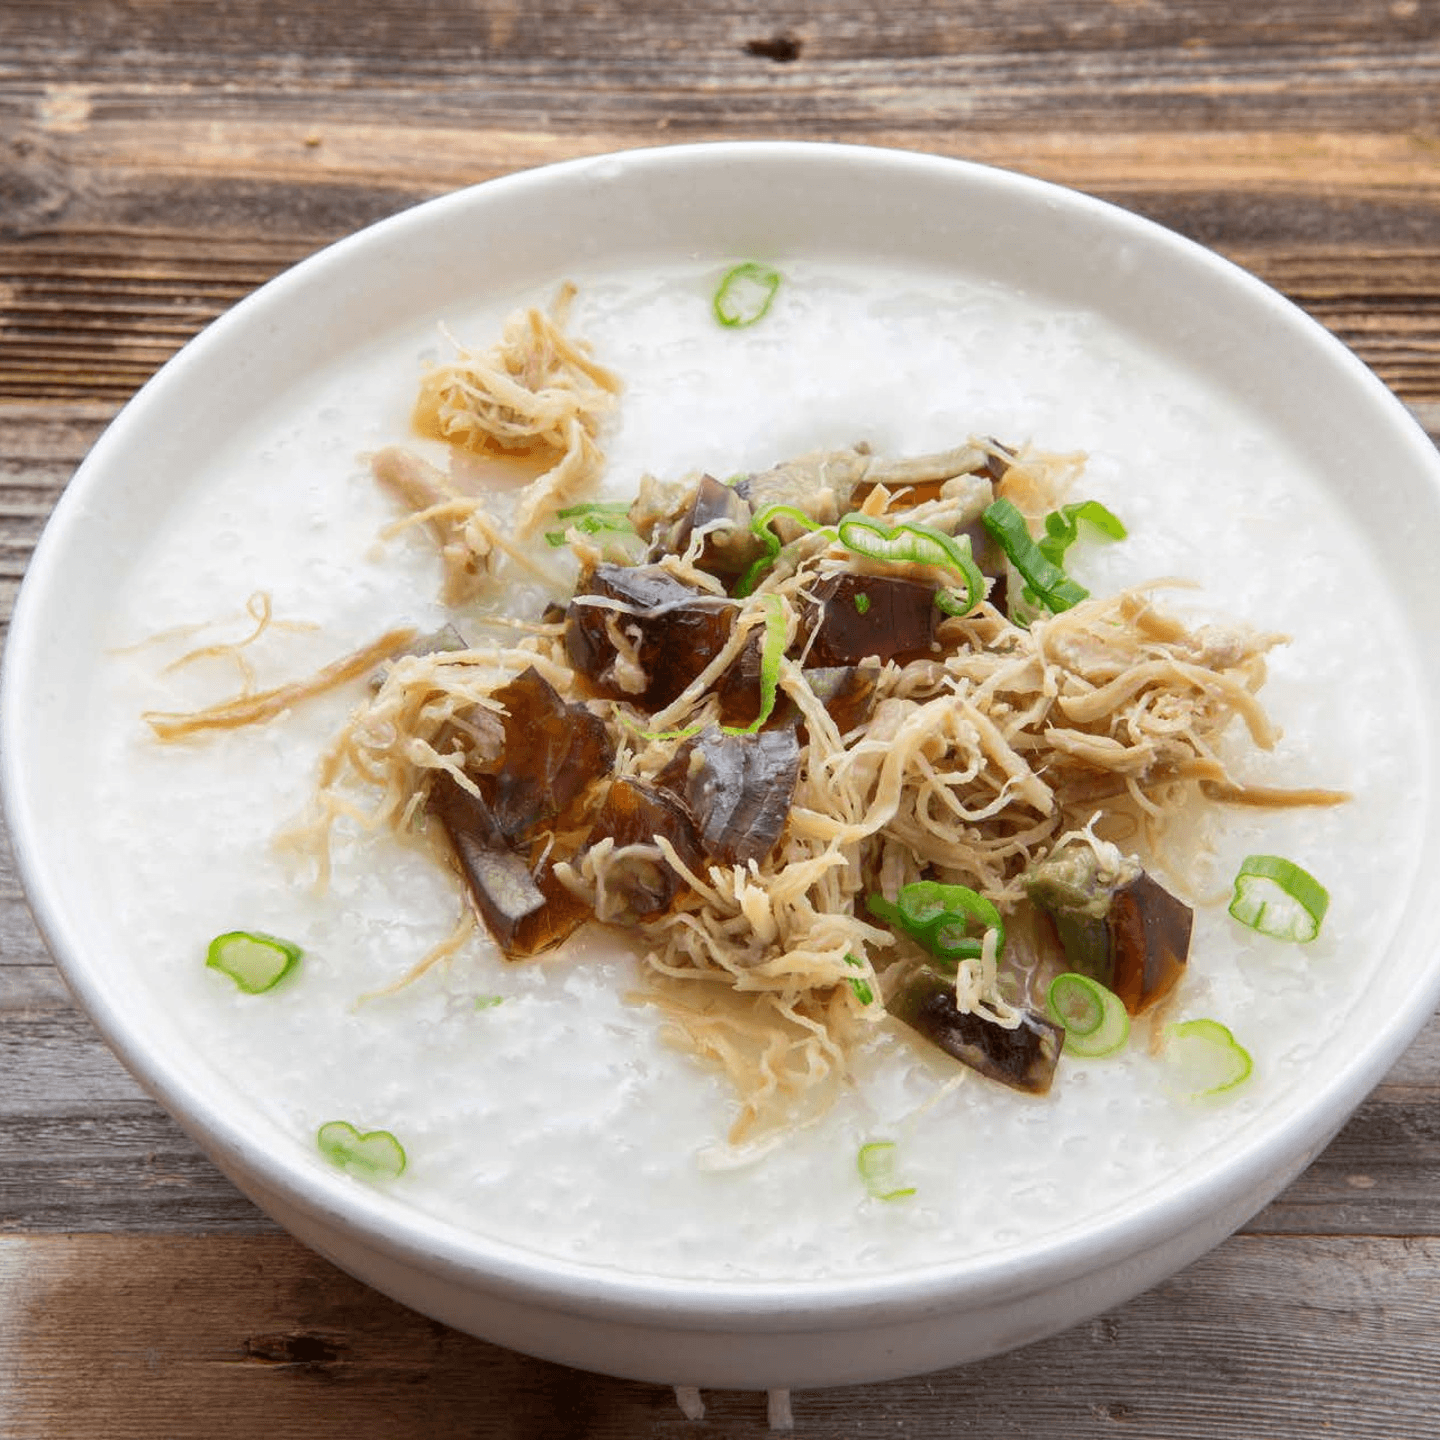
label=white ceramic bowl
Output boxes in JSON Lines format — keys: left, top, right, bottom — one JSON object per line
{"left": 6, "top": 142, "right": 1440, "bottom": 1391}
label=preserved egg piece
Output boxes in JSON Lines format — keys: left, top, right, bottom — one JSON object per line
{"left": 1025, "top": 846, "right": 1192, "bottom": 1015}
{"left": 714, "top": 630, "right": 765, "bottom": 730}
{"left": 429, "top": 774, "right": 547, "bottom": 953}
{"left": 565, "top": 563, "right": 736, "bottom": 708}
{"left": 888, "top": 968, "right": 1063, "bottom": 1095}
{"left": 586, "top": 777, "right": 702, "bottom": 921}
{"left": 1107, "top": 872, "right": 1192, "bottom": 1015}
{"left": 679, "top": 726, "right": 800, "bottom": 866}
{"left": 800, "top": 573, "right": 939, "bottom": 667}
{"left": 714, "top": 630, "right": 797, "bottom": 730}
{"left": 476, "top": 667, "right": 614, "bottom": 843}
{"left": 507, "top": 850, "right": 593, "bottom": 958}
{"left": 649, "top": 474, "right": 763, "bottom": 578}
{"left": 802, "top": 663, "right": 880, "bottom": 735}
{"left": 431, "top": 774, "right": 589, "bottom": 959}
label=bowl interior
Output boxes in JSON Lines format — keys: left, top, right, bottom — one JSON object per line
{"left": 6, "top": 142, "right": 1440, "bottom": 1326}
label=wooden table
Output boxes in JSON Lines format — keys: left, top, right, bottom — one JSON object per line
{"left": 3, "top": 3, "right": 1439, "bottom": 1435}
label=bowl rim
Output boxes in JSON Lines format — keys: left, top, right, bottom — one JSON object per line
{"left": 6, "top": 138, "right": 1440, "bottom": 1331}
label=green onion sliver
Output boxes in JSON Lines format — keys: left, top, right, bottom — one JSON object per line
{"left": 836, "top": 514, "right": 984, "bottom": 618}
{"left": 857, "top": 1141, "right": 915, "bottom": 1201}
{"left": 721, "top": 594, "right": 789, "bottom": 735}
{"left": 981, "top": 498, "right": 1089, "bottom": 615}
{"left": 1228, "top": 854, "right": 1330, "bottom": 943}
{"left": 713, "top": 261, "right": 782, "bottom": 329}
{"left": 545, "top": 504, "right": 637, "bottom": 547}
{"left": 1046, "top": 973, "right": 1129, "bottom": 1058}
{"left": 1038, "top": 499, "right": 1127, "bottom": 569}
{"left": 1163, "top": 1019, "right": 1253, "bottom": 1099}
{"left": 316, "top": 1120, "right": 407, "bottom": 1179}
{"left": 735, "top": 504, "right": 833, "bottom": 597}
{"left": 206, "top": 930, "right": 302, "bottom": 994}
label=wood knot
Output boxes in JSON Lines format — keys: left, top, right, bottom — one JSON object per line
{"left": 242, "top": 1331, "right": 349, "bottom": 1367}
{"left": 744, "top": 33, "right": 803, "bottom": 63}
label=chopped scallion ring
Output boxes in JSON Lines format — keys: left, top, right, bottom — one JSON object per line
{"left": 867, "top": 881, "right": 1004, "bottom": 965}
{"left": 206, "top": 930, "right": 301, "bottom": 994}
{"left": 835, "top": 514, "right": 984, "bottom": 618}
{"left": 1046, "top": 973, "right": 1130, "bottom": 1058}
{"left": 713, "top": 261, "right": 782, "bottom": 329}
{"left": 1163, "top": 1019, "right": 1253, "bottom": 1099}
{"left": 857, "top": 1141, "right": 915, "bottom": 1201}
{"left": 316, "top": 1120, "right": 407, "bottom": 1179}
{"left": 735, "top": 504, "right": 834, "bottom": 597}
{"left": 1229, "top": 854, "right": 1329, "bottom": 942}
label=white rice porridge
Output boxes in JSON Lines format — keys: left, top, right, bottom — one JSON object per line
{"left": 86, "top": 259, "right": 1422, "bottom": 1280}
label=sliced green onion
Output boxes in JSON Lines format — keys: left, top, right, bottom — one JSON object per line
{"left": 721, "top": 594, "right": 788, "bottom": 736}
{"left": 857, "top": 1141, "right": 915, "bottom": 1201}
{"left": 206, "top": 930, "right": 301, "bottom": 994}
{"left": 713, "top": 261, "right": 782, "bottom": 328}
{"left": 1038, "top": 500, "right": 1127, "bottom": 569}
{"left": 835, "top": 514, "right": 984, "bottom": 618}
{"left": 618, "top": 712, "right": 704, "bottom": 743}
{"left": 734, "top": 504, "right": 834, "bottom": 597}
{"left": 1229, "top": 854, "right": 1329, "bottom": 943}
{"left": 866, "top": 882, "right": 1004, "bottom": 965}
{"left": 545, "top": 504, "right": 637, "bottom": 547}
{"left": 853, "top": 592, "right": 871, "bottom": 615}
{"left": 844, "top": 953, "right": 875, "bottom": 1006}
{"left": 981, "top": 498, "right": 1089, "bottom": 616}
{"left": 1046, "top": 973, "right": 1130, "bottom": 1058}
{"left": 1163, "top": 1019, "right": 1253, "bottom": 1098}
{"left": 474, "top": 994, "right": 505, "bottom": 1010}
{"left": 316, "top": 1120, "right": 407, "bottom": 1179}
{"left": 556, "top": 502, "right": 630, "bottom": 517}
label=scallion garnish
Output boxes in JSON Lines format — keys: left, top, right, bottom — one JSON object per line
{"left": 844, "top": 952, "right": 876, "bottom": 1006}
{"left": 1162, "top": 1019, "right": 1253, "bottom": 1099}
{"left": 316, "top": 1120, "right": 407, "bottom": 1179}
{"left": 735, "top": 504, "right": 834, "bottom": 597}
{"left": 857, "top": 1141, "right": 915, "bottom": 1201}
{"left": 206, "top": 930, "right": 302, "bottom": 994}
{"left": 835, "top": 513, "right": 984, "bottom": 618}
{"left": 474, "top": 994, "right": 505, "bottom": 1010}
{"left": 1038, "top": 499, "right": 1127, "bottom": 569}
{"left": 1228, "top": 854, "right": 1329, "bottom": 943}
{"left": 981, "top": 498, "right": 1089, "bottom": 616}
{"left": 866, "top": 881, "right": 1005, "bottom": 965}
{"left": 720, "top": 594, "right": 788, "bottom": 736}
{"left": 713, "top": 261, "right": 782, "bottom": 328}
{"left": 545, "top": 502, "right": 637, "bottom": 547}
{"left": 1046, "top": 973, "right": 1130, "bottom": 1058}
{"left": 853, "top": 592, "right": 871, "bottom": 615}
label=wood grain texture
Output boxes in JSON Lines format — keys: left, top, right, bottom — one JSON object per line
{"left": 4, "top": 1, "right": 1440, "bottom": 1433}
{"left": 4, "top": 1232, "right": 1440, "bottom": 1439}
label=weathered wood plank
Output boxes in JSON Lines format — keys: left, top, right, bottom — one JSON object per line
{"left": 3, "top": 1231, "right": 1439, "bottom": 1438}
{"left": 2, "top": 0, "right": 1439, "bottom": 131}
